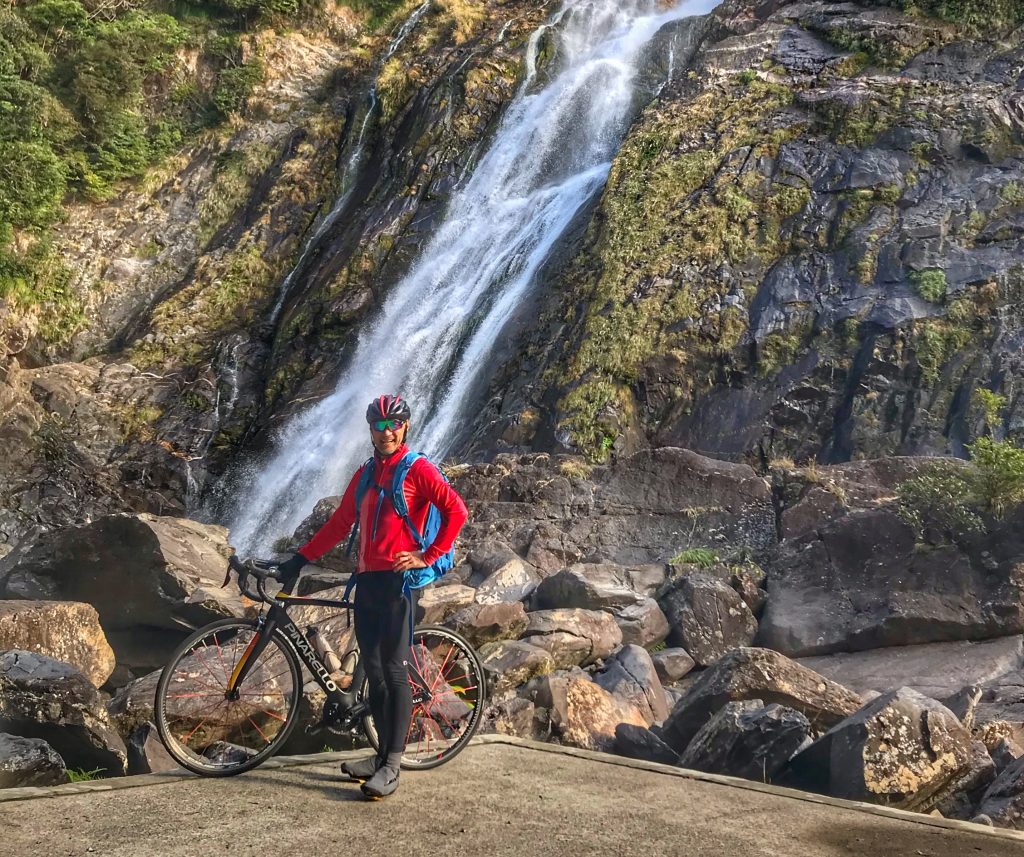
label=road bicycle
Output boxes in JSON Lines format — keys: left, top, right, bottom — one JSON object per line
{"left": 154, "top": 556, "right": 486, "bottom": 777}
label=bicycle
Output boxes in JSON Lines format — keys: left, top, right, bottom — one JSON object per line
{"left": 154, "top": 556, "right": 486, "bottom": 777}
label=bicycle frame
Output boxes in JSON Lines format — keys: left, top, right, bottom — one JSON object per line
{"left": 226, "top": 590, "right": 432, "bottom": 716}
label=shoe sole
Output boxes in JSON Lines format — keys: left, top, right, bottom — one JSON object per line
{"left": 360, "top": 785, "right": 397, "bottom": 799}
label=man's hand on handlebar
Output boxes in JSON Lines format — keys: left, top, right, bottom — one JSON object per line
{"left": 276, "top": 553, "right": 308, "bottom": 585}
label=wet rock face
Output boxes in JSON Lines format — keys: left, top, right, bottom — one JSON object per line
{"left": 470, "top": 0, "right": 1024, "bottom": 467}
{"left": 784, "top": 687, "right": 973, "bottom": 811}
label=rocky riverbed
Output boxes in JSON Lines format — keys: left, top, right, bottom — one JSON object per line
{"left": 3, "top": 448, "right": 1024, "bottom": 830}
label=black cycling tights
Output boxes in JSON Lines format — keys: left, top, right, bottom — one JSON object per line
{"left": 354, "top": 571, "right": 415, "bottom": 759}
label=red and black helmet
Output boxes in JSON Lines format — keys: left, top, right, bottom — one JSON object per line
{"left": 366, "top": 393, "right": 411, "bottom": 424}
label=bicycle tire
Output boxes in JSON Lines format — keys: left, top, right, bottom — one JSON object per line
{"left": 362, "top": 624, "right": 487, "bottom": 770}
{"left": 155, "top": 617, "right": 303, "bottom": 777}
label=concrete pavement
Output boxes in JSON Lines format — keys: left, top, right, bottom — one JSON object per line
{"left": 3, "top": 736, "right": 1023, "bottom": 857}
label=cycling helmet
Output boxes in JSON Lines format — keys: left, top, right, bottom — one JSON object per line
{"left": 366, "top": 393, "right": 411, "bottom": 424}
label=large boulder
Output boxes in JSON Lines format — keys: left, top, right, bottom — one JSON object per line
{"left": 530, "top": 564, "right": 668, "bottom": 648}
{"left": 0, "top": 650, "right": 127, "bottom": 775}
{"left": 444, "top": 601, "right": 528, "bottom": 648}
{"left": 0, "top": 514, "right": 245, "bottom": 671}
{"left": 416, "top": 584, "right": 476, "bottom": 624}
{"left": 661, "top": 647, "right": 862, "bottom": 752}
{"left": 520, "top": 608, "right": 623, "bottom": 668}
{"left": 0, "top": 733, "right": 69, "bottom": 788}
{"left": 0, "top": 600, "right": 115, "bottom": 687}
{"left": 758, "top": 508, "right": 1024, "bottom": 657}
{"left": 473, "top": 552, "right": 541, "bottom": 605}
{"left": 478, "top": 640, "right": 555, "bottom": 693}
{"left": 784, "top": 688, "right": 974, "bottom": 811}
{"left": 613, "top": 723, "right": 680, "bottom": 766}
{"left": 678, "top": 699, "right": 812, "bottom": 782}
{"left": 532, "top": 564, "right": 644, "bottom": 612}
{"left": 525, "top": 673, "right": 647, "bottom": 752}
{"left": 593, "top": 645, "right": 669, "bottom": 726}
{"left": 658, "top": 575, "right": 757, "bottom": 667}
{"left": 977, "top": 753, "right": 1024, "bottom": 829}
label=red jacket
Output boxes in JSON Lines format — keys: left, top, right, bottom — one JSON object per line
{"left": 298, "top": 444, "right": 468, "bottom": 572}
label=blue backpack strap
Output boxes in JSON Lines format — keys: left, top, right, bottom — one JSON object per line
{"left": 390, "top": 451, "right": 429, "bottom": 550}
{"left": 345, "top": 457, "right": 376, "bottom": 558}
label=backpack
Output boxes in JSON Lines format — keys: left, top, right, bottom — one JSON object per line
{"left": 345, "top": 450, "right": 455, "bottom": 591}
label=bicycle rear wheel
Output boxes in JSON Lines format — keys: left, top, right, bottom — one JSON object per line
{"left": 362, "top": 624, "right": 486, "bottom": 770}
{"left": 155, "top": 618, "right": 302, "bottom": 776}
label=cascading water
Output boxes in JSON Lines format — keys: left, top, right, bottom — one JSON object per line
{"left": 227, "top": 0, "right": 719, "bottom": 554}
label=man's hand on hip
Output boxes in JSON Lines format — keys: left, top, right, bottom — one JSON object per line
{"left": 393, "top": 551, "right": 427, "bottom": 572}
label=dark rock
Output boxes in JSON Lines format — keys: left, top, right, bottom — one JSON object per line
{"left": 784, "top": 688, "right": 973, "bottom": 811}
{"left": 593, "top": 645, "right": 669, "bottom": 726}
{"left": 613, "top": 723, "right": 680, "bottom": 766}
{"left": 0, "top": 733, "right": 69, "bottom": 788}
{"left": 659, "top": 574, "right": 757, "bottom": 667}
{"left": 125, "top": 721, "right": 179, "bottom": 775}
{"left": 679, "top": 699, "right": 812, "bottom": 783}
{"left": 532, "top": 563, "right": 643, "bottom": 612}
{"left": 935, "top": 740, "right": 997, "bottom": 820}
{"left": 758, "top": 509, "right": 1024, "bottom": 657}
{"left": 614, "top": 598, "right": 671, "bottom": 649}
{"left": 660, "top": 648, "right": 861, "bottom": 752}
{"left": 976, "top": 754, "right": 1024, "bottom": 829}
{"left": 992, "top": 738, "right": 1024, "bottom": 775}
{"left": 0, "top": 650, "right": 127, "bottom": 775}
{"left": 482, "top": 695, "right": 542, "bottom": 740}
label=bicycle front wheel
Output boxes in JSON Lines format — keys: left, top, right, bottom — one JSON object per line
{"left": 155, "top": 618, "right": 303, "bottom": 776}
{"left": 362, "top": 624, "right": 487, "bottom": 770}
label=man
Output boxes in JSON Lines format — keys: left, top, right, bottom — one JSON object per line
{"left": 276, "top": 394, "right": 468, "bottom": 798}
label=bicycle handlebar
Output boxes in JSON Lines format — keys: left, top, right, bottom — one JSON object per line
{"left": 225, "top": 555, "right": 284, "bottom": 603}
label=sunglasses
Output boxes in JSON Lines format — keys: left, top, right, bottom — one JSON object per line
{"left": 370, "top": 419, "right": 406, "bottom": 432}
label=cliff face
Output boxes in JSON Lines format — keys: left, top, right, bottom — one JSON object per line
{"left": 0, "top": 0, "right": 1021, "bottom": 553}
{"left": 473, "top": 0, "right": 1024, "bottom": 466}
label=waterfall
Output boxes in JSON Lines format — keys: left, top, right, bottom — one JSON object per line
{"left": 226, "top": 0, "right": 719, "bottom": 554}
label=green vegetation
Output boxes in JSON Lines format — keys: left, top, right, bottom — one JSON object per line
{"left": 670, "top": 547, "right": 719, "bottom": 568}
{"left": 67, "top": 767, "right": 106, "bottom": 782}
{"left": 898, "top": 0, "right": 1024, "bottom": 36}
{"left": 968, "top": 436, "right": 1024, "bottom": 517}
{"left": 0, "top": 0, "right": 401, "bottom": 347}
{"left": 974, "top": 388, "right": 1006, "bottom": 430}
{"left": 912, "top": 268, "right": 947, "bottom": 302}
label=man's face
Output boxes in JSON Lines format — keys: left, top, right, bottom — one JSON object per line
{"left": 370, "top": 420, "right": 407, "bottom": 456}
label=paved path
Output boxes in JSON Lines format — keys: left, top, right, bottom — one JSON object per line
{"left": 3, "top": 737, "right": 1023, "bottom": 857}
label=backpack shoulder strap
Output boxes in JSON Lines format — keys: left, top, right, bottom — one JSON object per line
{"left": 391, "top": 451, "right": 427, "bottom": 549}
{"left": 345, "top": 457, "right": 376, "bottom": 557}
